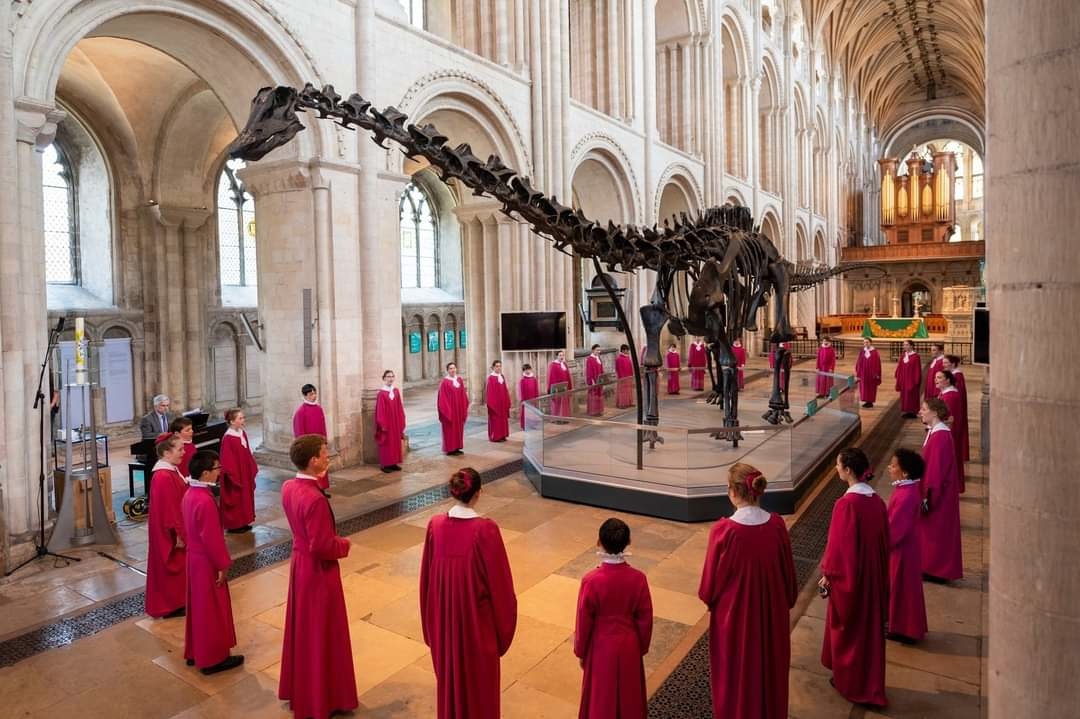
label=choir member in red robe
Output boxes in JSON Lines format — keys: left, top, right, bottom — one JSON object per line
{"left": 375, "top": 370, "right": 407, "bottom": 472}
{"left": 293, "top": 384, "right": 330, "bottom": 489}
{"left": 585, "top": 344, "right": 605, "bottom": 416}
{"left": 575, "top": 518, "right": 653, "bottom": 719}
{"left": 170, "top": 417, "right": 196, "bottom": 478}
{"left": 884, "top": 449, "right": 928, "bottom": 643}
{"left": 732, "top": 337, "right": 747, "bottom": 390}
{"left": 219, "top": 408, "right": 258, "bottom": 532}
{"left": 420, "top": 468, "right": 517, "bottom": 719}
{"left": 665, "top": 343, "right": 681, "bottom": 394}
{"left": 699, "top": 464, "right": 798, "bottom": 719}
{"left": 924, "top": 343, "right": 945, "bottom": 401}
{"left": 183, "top": 450, "right": 244, "bottom": 674}
{"left": 518, "top": 364, "right": 539, "bottom": 430}
{"left": 547, "top": 350, "right": 572, "bottom": 417}
{"left": 943, "top": 355, "right": 970, "bottom": 462}
{"left": 485, "top": 360, "right": 512, "bottom": 441}
{"left": 855, "top": 338, "right": 883, "bottom": 408}
{"left": 615, "top": 345, "right": 635, "bottom": 409}
{"left": 816, "top": 337, "right": 837, "bottom": 398}
{"left": 819, "top": 447, "right": 889, "bottom": 708}
{"left": 936, "top": 371, "right": 967, "bottom": 494}
{"left": 145, "top": 433, "right": 189, "bottom": 618}
{"left": 279, "top": 435, "right": 358, "bottom": 719}
{"left": 438, "top": 363, "right": 469, "bottom": 455}
{"left": 688, "top": 338, "right": 707, "bottom": 391}
{"left": 895, "top": 340, "right": 923, "bottom": 417}
{"left": 918, "top": 399, "right": 964, "bottom": 581}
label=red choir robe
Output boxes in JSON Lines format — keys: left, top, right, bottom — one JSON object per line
{"left": 855, "top": 348, "right": 883, "bottom": 404}
{"left": 699, "top": 509, "right": 797, "bottom": 719}
{"left": 895, "top": 351, "right": 923, "bottom": 414}
{"left": 146, "top": 461, "right": 189, "bottom": 617}
{"left": 437, "top": 376, "right": 469, "bottom": 453}
{"left": 951, "top": 370, "right": 970, "bottom": 462}
{"left": 279, "top": 475, "right": 357, "bottom": 719}
{"left": 886, "top": 479, "right": 928, "bottom": 641}
{"left": 585, "top": 354, "right": 604, "bottom": 416}
{"left": 925, "top": 355, "right": 945, "bottom": 400}
{"left": 420, "top": 511, "right": 517, "bottom": 719}
{"left": 547, "top": 360, "right": 572, "bottom": 417}
{"left": 375, "top": 386, "right": 406, "bottom": 467}
{"left": 665, "top": 350, "right": 681, "bottom": 394}
{"left": 293, "top": 401, "right": 331, "bottom": 489}
{"left": 816, "top": 345, "right": 837, "bottom": 397}
{"left": 688, "top": 342, "right": 707, "bottom": 391}
{"left": 182, "top": 482, "right": 237, "bottom": 668}
{"left": 179, "top": 441, "right": 195, "bottom": 478}
{"left": 575, "top": 561, "right": 653, "bottom": 719}
{"left": 614, "top": 353, "right": 635, "bottom": 408}
{"left": 292, "top": 401, "right": 328, "bottom": 438}
{"left": 518, "top": 375, "right": 539, "bottom": 430}
{"left": 219, "top": 430, "right": 258, "bottom": 529}
{"left": 820, "top": 485, "right": 890, "bottom": 707}
{"left": 732, "top": 344, "right": 747, "bottom": 390}
{"left": 485, "top": 373, "right": 511, "bottom": 441}
{"left": 920, "top": 424, "right": 964, "bottom": 581}
{"left": 939, "top": 386, "right": 967, "bottom": 493}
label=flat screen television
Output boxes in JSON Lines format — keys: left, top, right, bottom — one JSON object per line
{"left": 501, "top": 311, "right": 567, "bottom": 351}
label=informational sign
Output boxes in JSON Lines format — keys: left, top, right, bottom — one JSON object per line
{"left": 100, "top": 338, "right": 134, "bottom": 423}
{"left": 458, "top": 329, "right": 467, "bottom": 349}
{"left": 805, "top": 399, "right": 818, "bottom": 417}
{"left": 408, "top": 332, "right": 421, "bottom": 354}
{"left": 443, "top": 330, "right": 455, "bottom": 351}
{"left": 427, "top": 331, "right": 439, "bottom": 353}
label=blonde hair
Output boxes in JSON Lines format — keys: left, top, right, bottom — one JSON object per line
{"left": 728, "top": 462, "right": 768, "bottom": 504}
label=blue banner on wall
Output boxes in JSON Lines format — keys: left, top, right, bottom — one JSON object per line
{"left": 427, "top": 331, "right": 439, "bottom": 353}
{"left": 444, "top": 330, "right": 455, "bottom": 351}
{"left": 458, "top": 329, "right": 467, "bottom": 349}
{"left": 408, "top": 332, "right": 421, "bottom": 354}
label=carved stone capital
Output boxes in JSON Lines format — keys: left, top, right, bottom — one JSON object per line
{"left": 237, "top": 160, "right": 312, "bottom": 196}
{"left": 15, "top": 97, "right": 66, "bottom": 150}
{"left": 155, "top": 205, "right": 212, "bottom": 230}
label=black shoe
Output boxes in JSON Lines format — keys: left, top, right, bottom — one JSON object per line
{"left": 887, "top": 632, "right": 918, "bottom": 645}
{"left": 227, "top": 525, "right": 254, "bottom": 534}
{"left": 923, "top": 573, "right": 950, "bottom": 584}
{"left": 186, "top": 658, "right": 195, "bottom": 666}
{"left": 381, "top": 466, "right": 396, "bottom": 473}
{"left": 200, "top": 655, "right": 245, "bottom": 675}
{"left": 163, "top": 606, "right": 186, "bottom": 619}
{"left": 448, "top": 449, "right": 464, "bottom": 456}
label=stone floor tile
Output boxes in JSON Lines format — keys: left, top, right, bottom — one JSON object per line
{"left": 66, "top": 565, "right": 146, "bottom": 602}
{"left": 348, "top": 521, "right": 428, "bottom": 555}
{"left": 642, "top": 616, "right": 691, "bottom": 676}
{"left": 788, "top": 667, "right": 857, "bottom": 719}
{"left": 499, "top": 614, "right": 573, "bottom": 689}
{"left": 358, "top": 664, "right": 438, "bottom": 718}
{"left": 516, "top": 636, "right": 583, "bottom": 706}
{"left": 349, "top": 619, "right": 431, "bottom": 696}
{"left": 366, "top": 589, "right": 423, "bottom": 643}
{"left": 500, "top": 679, "right": 580, "bottom": 718}
{"left": 648, "top": 584, "right": 706, "bottom": 626}
{"left": 516, "top": 574, "right": 582, "bottom": 630}
{"left": 341, "top": 572, "right": 413, "bottom": 622}
{"left": 28, "top": 662, "right": 209, "bottom": 719}
{"left": 167, "top": 671, "right": 291, "bottom": 719}
{"left": 228, "top": 569, "right": 290, "bottom": 621}
{"left": 886, "top": 630, "right": 982, "bottom": 685}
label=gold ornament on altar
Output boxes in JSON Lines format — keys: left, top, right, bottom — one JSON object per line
{"left": 867, "top": 318, "right": 922, "bottom": 338}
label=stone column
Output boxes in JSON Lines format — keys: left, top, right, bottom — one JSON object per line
{"left": 987, "top": 2, "right": 1080, "bottom": 715}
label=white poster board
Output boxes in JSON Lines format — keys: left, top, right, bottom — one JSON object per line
{"left": 100, "top": 338, "right": 134, "bottom": 423}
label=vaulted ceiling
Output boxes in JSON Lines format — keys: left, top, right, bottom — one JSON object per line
{"left": 802, "top": 0, "right": 985, "bottom": 136}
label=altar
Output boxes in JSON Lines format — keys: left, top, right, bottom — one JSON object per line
{"left": 861, "top": 317, "right": 930, "bottom": 339}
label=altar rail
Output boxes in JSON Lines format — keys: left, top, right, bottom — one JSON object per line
{"left": 840, "top": 240, "right": 985, "bottom": 263}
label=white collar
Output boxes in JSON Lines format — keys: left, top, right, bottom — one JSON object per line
{"left": 489, "top": 372, "right": 505, "bottom": 384}
{"left": 863, "top": 347, "right": 874, "bottom": 355}
{"left": 445, "top": 375, "right": 461, "bottom": 387}
{"left": 152, "top": 459, "right": 183, "bottom": 475}
{"left": 303, "top": 399, "right": 319, "bottom": 406}
{"left": 380, "top": 384, "right": 397, "bottom": 398}
{"left": 891, "top": 478, "right": 921, "bottom": 487}
{"left": 448, "top": 505, "right": 479, "bottom": 519}
{"left": 522, "top": 373, "right": 535, "bottom": 378}
{"left": 929, "top": 421, "right": 951, "bottom": 434}
{"left": 187, "top": 479, "right": 216, "bottom": 489}
{"left": 295, "top": 472, "right": 321, "bottom": 481}
{"left": 941, "top": 386, "right": 958, "bottom": 394}
{"left": 225, "top": 427, "right": 247, "bottom": 447}
{"left": 846, "top": 482, "right": 875, "bottom": 496}
{"left": 556, "top": 359, "right": 566, "bottom": 367}
{"left": 596, "top": 551, "right": 627, "bottom": 564}
{"left": 729, "top": 505, "right": 771, "bottom": 526}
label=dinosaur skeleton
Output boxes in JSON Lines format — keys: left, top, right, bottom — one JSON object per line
{"left": 227, "top": 83, "right": 870, "bottom": 459}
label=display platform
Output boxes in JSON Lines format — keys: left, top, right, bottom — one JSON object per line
{"left": 522, "top": 368, "right": 861, "bottom": 522}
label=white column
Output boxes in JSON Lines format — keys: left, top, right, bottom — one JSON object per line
{"left": 607, "top": 0, "right": 620, "bottom": 118}
{"left": 494, "top": 0, "right": 508, "bottom": 65}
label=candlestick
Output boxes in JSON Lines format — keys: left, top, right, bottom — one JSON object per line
{"left": 74, "top": 317, "right": 86, "bottom": 384}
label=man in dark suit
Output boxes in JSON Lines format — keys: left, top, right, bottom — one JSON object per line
{"left": 139, "top": 394, "right": 176, "bottom": 439}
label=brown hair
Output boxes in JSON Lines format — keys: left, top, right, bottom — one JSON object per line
{"left": 924, "top": 397, "right": 950, "bottom": 421}
{"left": 289, "top": 434, "right": 327, "bottom": 471}
{"left": 169, "top": 416, "right": 193, "bottom": 433}
{"left": 225, "top": 407, "right": 243, "bottom": 424}
{"left": 728, "top": 462, "right": 767, "bottom": 505}
{"left": 155, "top": 433, "right": 183, "bottom": 458}
{"left": 449, "top": 467, "right": 482, "bottom": 504}
{"left": 945, "top": 354, "right": 962, "bottom": 367}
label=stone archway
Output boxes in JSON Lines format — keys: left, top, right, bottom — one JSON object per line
{"left": 902, "top": 281, "right": 933, "bottom": 317}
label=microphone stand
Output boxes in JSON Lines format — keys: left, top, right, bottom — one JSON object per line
{"left": 5, "top": 321, "right": 80, "bottom": 576}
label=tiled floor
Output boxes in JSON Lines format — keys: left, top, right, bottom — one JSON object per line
{"left": 0, "top": 353, "right": 988, "bottom": 719}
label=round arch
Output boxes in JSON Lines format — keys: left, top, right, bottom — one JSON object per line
{"left": 570, "top": 146, "right": 637, "bottom": 226}
{"left": 881, "top": 109, "right": 986, "bottom": 159}
{"left": 724, "top": 187, "right": 749, "bottom": 207}
{"left": 654, "top": 164, "right": 703, "bottom": 222}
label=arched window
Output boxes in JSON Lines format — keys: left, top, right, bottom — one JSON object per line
{"left": 217, "top": 158, "right": 257, "bottom": 287}
{"left": 399, "top": 181, "right": 438, "bottom": 289}
{"left": 397, "top": 0, "right": 425, "bottom": 29}
{"left": 42, "top": 143, "right": 77, "bottom": 284}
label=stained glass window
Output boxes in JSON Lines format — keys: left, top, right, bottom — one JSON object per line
{"left": 399, "top": 182, "right": 438, "bottom": 289}
{"left": 217, "top": 158, "right": 257, "bottom": 287}
{"left": 42, "top": 144, "right": 76, "bottom": 284}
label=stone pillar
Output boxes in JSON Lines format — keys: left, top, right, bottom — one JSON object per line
{"left": 987, "top": 2, "right": 1080, "bottom": 715}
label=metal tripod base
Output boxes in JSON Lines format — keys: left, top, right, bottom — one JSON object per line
{"left": 48, "top": 468, "right": 119, "bottom": 553}
{"left": 4, "top": 543, "right": 81, "bottom": 577}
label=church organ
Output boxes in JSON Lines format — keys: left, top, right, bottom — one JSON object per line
{"left": 878, "top": 151, "right": 956, "bottom": 244}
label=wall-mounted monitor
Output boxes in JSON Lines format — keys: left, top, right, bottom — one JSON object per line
{"left": 501, "top": 311, "right": 567, "bottom": 352}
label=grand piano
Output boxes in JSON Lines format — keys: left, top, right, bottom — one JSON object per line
{"left": 128, "top": 411, "right": 227, "bottom": 501}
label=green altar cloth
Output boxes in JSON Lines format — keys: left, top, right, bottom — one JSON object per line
{"left": 861, "top": 317, "right": 929, "bottom": 339}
